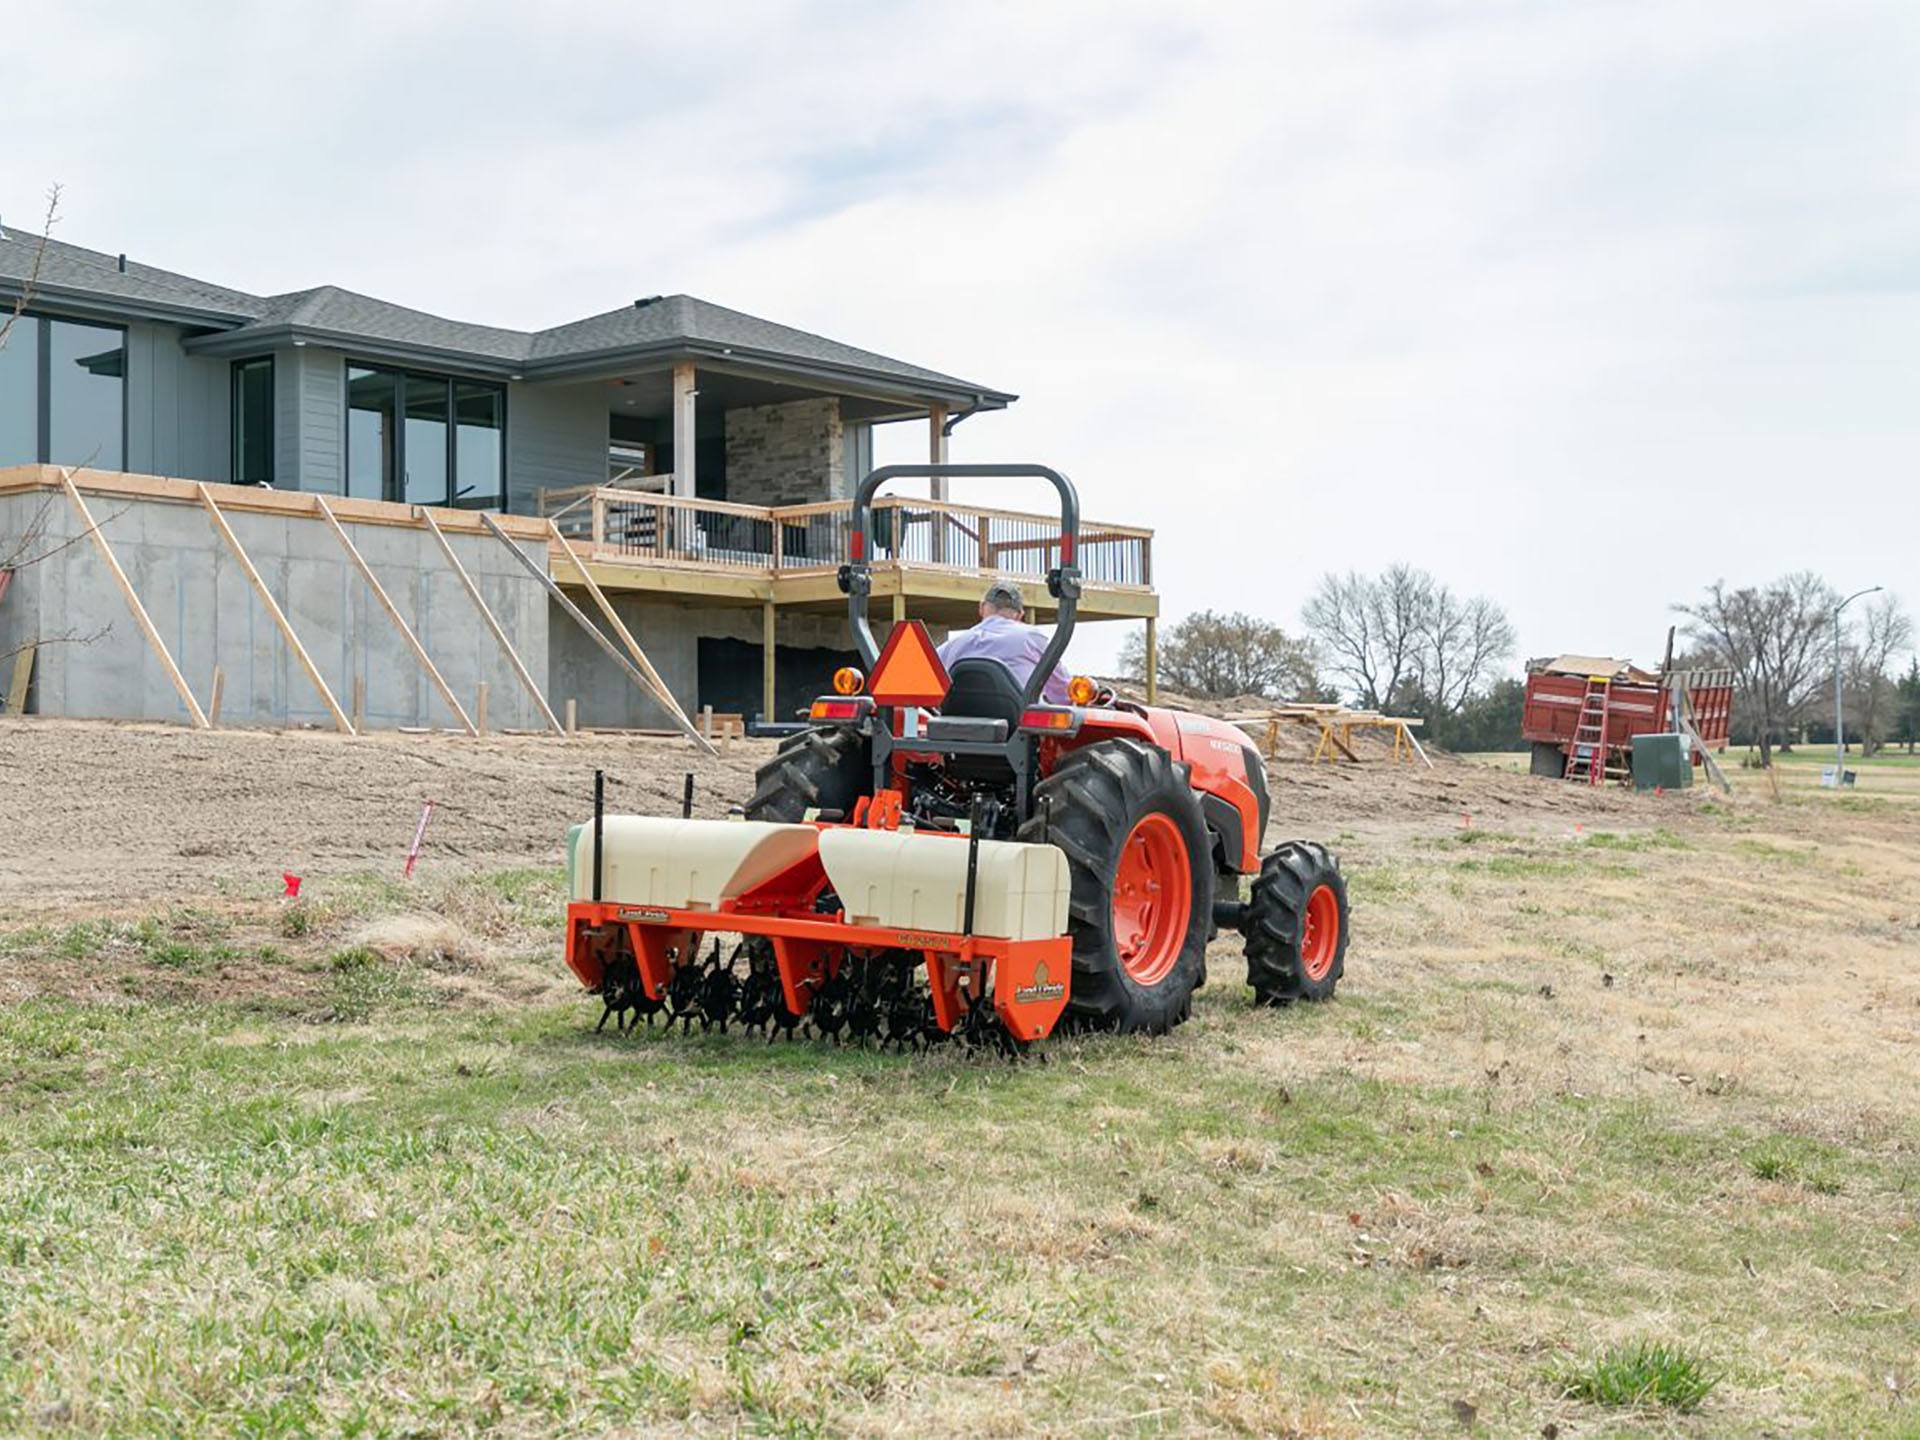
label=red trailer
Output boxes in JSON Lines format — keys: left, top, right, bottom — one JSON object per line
{"left": 1522, "top": 656, "right": 1733, "bottom": 782}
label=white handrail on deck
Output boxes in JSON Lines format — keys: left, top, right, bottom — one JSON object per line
{"left": 544, "top": 486, "right": 1154, "bottom": 588}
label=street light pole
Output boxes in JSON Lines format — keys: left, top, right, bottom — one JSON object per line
{"left": 1834, "top": 585, "right": 1883, "bottom": 782}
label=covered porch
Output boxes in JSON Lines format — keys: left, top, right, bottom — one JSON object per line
{"left": 543, "top": 480, "right": 1158, "bottom": 726}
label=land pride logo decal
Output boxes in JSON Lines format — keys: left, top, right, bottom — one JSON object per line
{"left": 1014, "top": 960, "right": 1066, "bottom": 1006}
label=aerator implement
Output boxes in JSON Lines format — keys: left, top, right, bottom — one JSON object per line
{"left": 562, "top": 463, "right": 1351, "bottom": 1049}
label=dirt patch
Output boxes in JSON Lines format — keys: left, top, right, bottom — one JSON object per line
{"left": 0, "top": 717, "right": 767, "bottom": 921}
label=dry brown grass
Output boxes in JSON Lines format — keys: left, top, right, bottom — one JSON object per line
{"left": 1, "top": 724, "right": 1917, "bottom": 1435}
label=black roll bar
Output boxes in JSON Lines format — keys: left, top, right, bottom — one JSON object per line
{"left": 842, "top": 463, "right": 1083, "bottom": 707}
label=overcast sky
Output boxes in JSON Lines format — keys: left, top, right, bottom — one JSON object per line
{"left": 7, "top": 1, "right": 1916, "bottom": 673}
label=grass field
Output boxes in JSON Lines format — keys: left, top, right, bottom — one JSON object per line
{"left": 2, "top": 748, "right": 1918, "bottom": 1436}
{"left": 1471, "top": 743, "right": 1920, "bottom": 806}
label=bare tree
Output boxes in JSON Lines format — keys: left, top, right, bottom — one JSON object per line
{"left": 2, "top": 186, "right": 113, "bottom": 685}
{"left": 1418, "top": 589, "right": 1516, "bottom": 717}
{"left": 1119, "top": 609, "right": 1322, "bottom": 700}
{"left": 1302, "top": 565, "right": 1426, "bottom": 710}
{"left": 1845, "top": 594, "right": 1913, "bottom": 756}
{"left": 1, "top": 183, "right": 61, "bottom": 354}
{"left": 1303, "top": 565, "right": 1513, "bottom": 717}
{"left": 1677, "top": 572, "right": 1839, "bottom": 767}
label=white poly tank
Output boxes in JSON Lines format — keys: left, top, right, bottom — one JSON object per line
{"left": 571, "top": 816, "right": 819, "bottom": 910}
{"left": 817, "top": 829, "right": 1070, "bottom": 941}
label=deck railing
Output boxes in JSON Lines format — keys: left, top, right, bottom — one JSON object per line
{"left": 543, "top": 487, "right": 1153, "bottom": 588}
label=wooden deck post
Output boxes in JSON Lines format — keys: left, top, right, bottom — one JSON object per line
{"left": 762, "top": 597, "right": 778, "bottom": 725}
{"left": 672, "top": 362, "right": 697, "bottom": 501}
{"left": 58, "top": 471, "right": 210, "bottom": 728}
{"left": 928, "top": 404, "right": 949, "bottom": 562}
{"left": 1143, "top": 616, "right": 1158, "bottom": 704}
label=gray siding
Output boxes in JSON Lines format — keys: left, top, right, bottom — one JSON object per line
{"left": 506, "top": 380, "right": 606, "bottom": 514}
{"left": 289, "top": 347, "right": 345, "bottom": 494}
{"left": 273, "top": 346, "right": 303, "bottom": 487}
{"left": 123, "top": 320, "right": 231, "bottom": 482}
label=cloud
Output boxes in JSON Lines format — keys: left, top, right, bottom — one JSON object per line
{"left": 6, "top": 0, "right": 1917, "bottom": 673}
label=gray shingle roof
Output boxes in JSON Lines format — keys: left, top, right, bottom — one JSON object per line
{"left": 0, "top": 229, "right": 1012, "bottom": 404}
{"left": 0, "top": 231, "right": 260, "bottom": 320}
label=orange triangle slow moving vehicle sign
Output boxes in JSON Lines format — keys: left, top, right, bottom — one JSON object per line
{"left": 868, "top": 620, "right": 952, "bottom": 707}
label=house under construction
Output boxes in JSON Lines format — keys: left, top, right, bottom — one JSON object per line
{"left": 0, "top": 229, "right": 1158, "bottom": 734}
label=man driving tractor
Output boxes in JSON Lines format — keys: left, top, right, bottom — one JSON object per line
{"left": 936, "top": 580, "right": 1071, "bottom": 704}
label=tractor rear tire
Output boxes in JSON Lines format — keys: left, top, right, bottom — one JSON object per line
{"left": 1243, "top": 841, "right": 1349, "bottom": 1005}
{"left": 745, "top": 726, "right": 868, "bottom": 824}
{"left": 1020, "top": 738, "right": 1214, "bottom": 1034}
{"left": 1529, "top": 741, "right": 1566, "bottom": 779}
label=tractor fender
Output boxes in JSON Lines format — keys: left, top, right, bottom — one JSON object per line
{"left": 1066, "top": 707, "right": 1268, "bottom": 876}
{"left": 1166, "top": 712, "right": 1268, "bottom": 875}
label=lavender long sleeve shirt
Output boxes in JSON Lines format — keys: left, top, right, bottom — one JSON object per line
{"left": 935, "top": 614, "right": 1072, "bottom": 704}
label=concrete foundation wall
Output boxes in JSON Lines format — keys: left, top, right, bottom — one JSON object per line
{"left": 6, "top": 488, "right": 551, "bottom": 731}
{"left": 546, "top": 595, "right": 861, "bottom": 729}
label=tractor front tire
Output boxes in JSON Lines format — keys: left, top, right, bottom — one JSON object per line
{"left": 1243, "top": 841, "right": 1349, "bottom": 1005}
{"left": 1020, "top": 738, "right": 1213, "bottom": 1034}
{"left": 745, "top": 726, "right": 868, "bottom": 823}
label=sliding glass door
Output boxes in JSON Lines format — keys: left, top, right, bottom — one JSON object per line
{"left": 346, "top": 363, "right": 503, "bottom": 508}
{"left": 346, "top": 365, "right": 397, "bottom": 501}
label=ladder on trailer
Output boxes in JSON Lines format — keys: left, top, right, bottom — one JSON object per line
{"left": 1563, "top": 676, "right": 1616, "bottom": 785}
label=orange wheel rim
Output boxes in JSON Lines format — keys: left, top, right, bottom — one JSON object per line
{"left": 1301, "top": 883, "right": 1340, "bottom": 982}
{"left": 1113, "top": 812, "right": 1191, "bottom": 986}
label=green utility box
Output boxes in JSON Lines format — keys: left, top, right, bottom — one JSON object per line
{"left": 1632, "top": 733, "right": 1692, "bottom": 791}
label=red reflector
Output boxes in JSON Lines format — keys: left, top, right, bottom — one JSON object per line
{"left": 1019, "top": 707, "right": 1080, "bottom": 732}
{"left": 811, "top": 698, "right": 865, "bottom": 721}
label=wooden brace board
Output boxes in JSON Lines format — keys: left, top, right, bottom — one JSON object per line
{"left": 60, "top": 470, "right": 210, "bottom": 728}
{"left": 197, "top": 484, "right": 355, "bottom": 735}
{"left": 482, "top": 514, "right": 714, "bottom": 756}
{"left": 418, "top": 507, "right": 563, "bottom": 734}
{"left": 314, "top": 496, "right": 477, "bottom": 736}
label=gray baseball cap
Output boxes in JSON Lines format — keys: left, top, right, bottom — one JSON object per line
{"left": 982, "top": 580, "right": 1025, "bottom": 613}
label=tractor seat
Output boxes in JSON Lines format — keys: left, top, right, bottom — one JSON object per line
{"left": 924, "top": 658, "right": 1022, "bottom": 760}
{"left": 939, "top": 658, "right": 1026, "bottom": 728}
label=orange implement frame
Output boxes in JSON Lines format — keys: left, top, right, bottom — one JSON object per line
{"left": 565, "top": 900, "right": 1070, "bottom": 1042}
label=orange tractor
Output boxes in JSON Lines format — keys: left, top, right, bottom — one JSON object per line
{"left": 562, "top": 464, "right": 1349, "bottom": 1048}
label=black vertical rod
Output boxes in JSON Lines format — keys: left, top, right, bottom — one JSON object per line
{"left": 962, "top": 795, "right": 983, "bottom": 937}
{"left": 592, "top": 769, "right": 605, "bottom": 904}
{"left": 682, "top": 772, "right": 695, "bottom": 819}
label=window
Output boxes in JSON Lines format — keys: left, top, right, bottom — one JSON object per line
{"left": 48, "top": 319, "right": 125, "bottom": 469}
{"left": 346, "top": 365, "right": 396, "bottom": 501}
{"left": 0, "top": 314, "right": 126, "bottom": 468}
{"left": 231, "top": 358, "right": 274, "bottom": 484}
{"left": 453, "top": 383, "right": 503, "bottom": 509}
{"left": 345, "top": 364, "right": 503, "bottom": 508}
